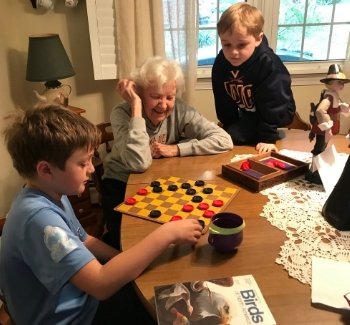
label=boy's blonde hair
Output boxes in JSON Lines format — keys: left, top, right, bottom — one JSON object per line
{"left": 217, "top": 3, "right": 264, "bottom": 37}
{"left": 131, "top": 56, "right": 185, "bottom": 97}
{"left": 3, "top": 106, "right": 101, "bottom": 178}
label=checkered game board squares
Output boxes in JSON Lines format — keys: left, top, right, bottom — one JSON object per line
{"left": 116, "top": 176, "right": 239, "bottom": 229}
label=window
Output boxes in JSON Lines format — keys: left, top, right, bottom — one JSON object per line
{"left": 178, "top": 0, "right": 350, "bottom": 80}
{"left": 277, "top": 0, "right": 350, "bottom": 62}
{"left": 196, "top": 0, "right": 243, "bottom": 66}
{"left": 86, "top": 0, "right": 349, "bottom": 81}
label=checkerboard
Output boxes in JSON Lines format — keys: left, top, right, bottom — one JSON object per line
{"left": 116, "top": 176, "right": 239, "bottom": 231}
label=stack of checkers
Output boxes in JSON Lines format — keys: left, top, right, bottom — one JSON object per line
{"left": 115, "top": 176, "right": 239, "bottom": 231}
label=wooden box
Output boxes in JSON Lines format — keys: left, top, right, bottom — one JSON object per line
{"left": 222, "top": 152, "right": 309, "bottom": 192}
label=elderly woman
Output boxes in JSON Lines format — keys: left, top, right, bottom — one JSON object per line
{"left": 101, "top": 56, "right": 233, "bottom": 249}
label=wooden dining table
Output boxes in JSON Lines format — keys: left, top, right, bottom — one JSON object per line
{"left": 121, "top": 129, "right": 350, "bottom": 325}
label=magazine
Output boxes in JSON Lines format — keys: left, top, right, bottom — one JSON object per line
{"left": 154, "top": 274, "right": 276, "bottom": 325}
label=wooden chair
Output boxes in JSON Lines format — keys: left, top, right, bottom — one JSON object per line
{"left": 95, "top": 122, "right": 114, "bottom": 158}
{"left": 0, "top": 217, "right": 5, "bottom": 236}
{"left": 0, "top": 296, "right": 11, "bottom": 325}
{"left": 92, "top": 122, "right": 114, "bottom": 197}
{"left": 286, "top": 111, "right": 311, "bottom": 131}
{"left": 91, "top": 122, "right": 114, "bottom": 237}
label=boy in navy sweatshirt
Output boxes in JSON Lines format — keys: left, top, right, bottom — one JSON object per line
{"left": 212, "top": 3, "right": 296, "bottom": 153}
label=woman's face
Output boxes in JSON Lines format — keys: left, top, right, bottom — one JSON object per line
{"left": 141, "top": 80, "right": 176, "bottom": 126}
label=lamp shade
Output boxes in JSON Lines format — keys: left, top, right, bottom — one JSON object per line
{"left": 26, "top": 34, "right": 75, "bottom": 84}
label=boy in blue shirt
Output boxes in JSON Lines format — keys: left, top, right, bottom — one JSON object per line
{"left": 0, "top": 106, "right": 202, "bottom": 324}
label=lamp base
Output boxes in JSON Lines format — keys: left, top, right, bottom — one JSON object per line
{"left": 44, "top": 80, "right": 62, "bottom": 89}
{"left": 33, "top": 84, "right": 71, "bottom": 109}
{"left": 32, "top": 0, "right": 55, "bottom": 10}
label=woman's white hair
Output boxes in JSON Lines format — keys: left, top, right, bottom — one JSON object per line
{"left": 131, "top": 56, "right": 185, "bottom": 97}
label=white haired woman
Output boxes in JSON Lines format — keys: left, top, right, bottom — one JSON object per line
{"left": 101, "top": 56, "right": 233, "bottom": 249}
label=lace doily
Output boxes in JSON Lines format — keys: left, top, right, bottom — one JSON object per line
{"left": 233, "top": 150, "right": 350, "bottom": 285}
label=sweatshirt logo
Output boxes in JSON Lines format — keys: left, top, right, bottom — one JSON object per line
{"left": 224, "top": 71, "right": 256, "bottom": 112}
{"left": 150, "top": 134, "right": 167, "bottom": 144}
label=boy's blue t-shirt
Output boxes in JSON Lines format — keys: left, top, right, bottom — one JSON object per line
{"left": 0, "top": 188, "right": 98, "bottom": 324}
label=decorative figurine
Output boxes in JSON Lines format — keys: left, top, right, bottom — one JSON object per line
{"left": 306, "top": 64, "right": 350, "bottom": 184}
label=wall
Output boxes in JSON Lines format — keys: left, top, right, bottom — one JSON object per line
{"left": 0, "top": 1, "right": 348, "bottom": 216}
{"left": 0, "top": 0, "right": 119, "bottom": 216}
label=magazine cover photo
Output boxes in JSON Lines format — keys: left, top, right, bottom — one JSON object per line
{"left": 154, "top": 275, "right": 276, "bottom": 325}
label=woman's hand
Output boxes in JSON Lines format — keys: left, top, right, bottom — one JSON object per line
{"left": 117, "top": 79, "right": 139, "bottom": 102}
{"left": 117, "top": 79, "right": 142, "bottom": 117}
{"left": 150, "top": 142, "right": 179, "bottom": 158}
{"left": 255, "top": 142, "right": 278, "bottom": 153}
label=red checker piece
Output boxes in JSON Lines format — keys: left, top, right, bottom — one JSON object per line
{"left": 212, "top": 199, "right": 224, "bottom": 207}
{"left": 198, "top": 202, "right": 209, "bottom": 210}
{"left": 125, "top": 197, "right": 136, "bottom": 205}
{"left": 273, "top": 160, "right": 286, "bottom": 169}
{"left": 137, "top": 188, "right": 148, "bottom": 195}
{"left": 182, "top": 204, "right": 194, "bottom": 212}
{"left": 170, "top": 215, "right": 183, "bottom": 221}
{"left": 240, "top": 160, "right": 251, "bottom": 171}
{"left": 203, "top": 210, "right": 215, "bottom": 218}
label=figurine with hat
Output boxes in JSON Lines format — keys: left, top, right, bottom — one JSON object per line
{"left": 306, "top": 63, "right": 350, "bottom": 184}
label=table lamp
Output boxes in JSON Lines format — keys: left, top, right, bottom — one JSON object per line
{"left": 26, "top": 33, "right": 75, "bottom": 108}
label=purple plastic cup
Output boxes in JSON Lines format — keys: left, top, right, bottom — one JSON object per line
{"left": 208, "top": 213, "right": 245, "bottom": 253}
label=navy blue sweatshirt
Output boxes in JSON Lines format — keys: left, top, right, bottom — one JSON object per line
{"left": 211, "top": 36, "right": 295, "bottom": 143}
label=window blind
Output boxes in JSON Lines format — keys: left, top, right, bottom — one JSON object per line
{"left": 86, "top": 0, "right": 117, "bottom": 80}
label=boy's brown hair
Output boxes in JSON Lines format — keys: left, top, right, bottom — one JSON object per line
{"left": 217, "top": 3, "right": 264, "bottom": 37}
{"left": 3, "top": 105, "right": 101, "bottom": 178}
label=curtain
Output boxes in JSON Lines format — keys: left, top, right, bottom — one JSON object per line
{"left": 114, "top": 0, "right": 165, "bottom": 79}
{"left": 163, "top": 0, "right": 198, "bottom": 104}
{"left": 114, "top": 0, "right": 198, "bottom": 105}
{"left": 344, "top": 31, "right": 350, "bottom": 78}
